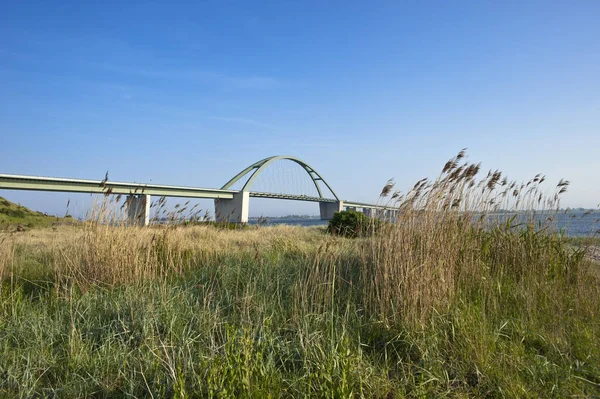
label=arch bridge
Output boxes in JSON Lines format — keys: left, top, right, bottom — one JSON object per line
{"left": 0, "top": 155, "right": 396, "bottom": 225}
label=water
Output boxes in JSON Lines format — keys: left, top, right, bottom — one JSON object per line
{"left": 248, "top": 211, "right": 600, "bottom": 237}
{"left": 247, "top": 218, "right": 327, "bottom": 227}
{"left": 488, "top": 210, "right": 600, "bottom": 237}
{"left": 561, "top": 211, "right": 600, "bottom": 236}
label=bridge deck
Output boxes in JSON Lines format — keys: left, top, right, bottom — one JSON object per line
{"left": 249, "top": 192, "right": 337, "bottom": 202}
{"left": 0, "top": 174, "right": 235, "bottom": 199}
{"left": 342, "top": 201, "right": 397, "bottom": 210}
{"left": 0, "top": 174, "right": 338, "bottom": 203}
{"left": 0, "top": 173, "right": 391, "bottom": 209}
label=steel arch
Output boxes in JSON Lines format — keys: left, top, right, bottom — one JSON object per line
{"left": 221, "top": 155, "right": 339, "bottom": 200}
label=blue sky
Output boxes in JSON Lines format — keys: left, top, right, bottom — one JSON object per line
{"left": 1, "top": 1, "right": 599, "bottom": 216}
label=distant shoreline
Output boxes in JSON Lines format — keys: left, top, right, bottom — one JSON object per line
{"left": 247, "top": 215, "right": 320, "bottom": 220}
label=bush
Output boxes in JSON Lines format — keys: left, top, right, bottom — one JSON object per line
{"left": 327, "top": 210, "right": 376, "bottom": 238}
{"left": 0, "top": 209, "right": 26, "bottom": 218}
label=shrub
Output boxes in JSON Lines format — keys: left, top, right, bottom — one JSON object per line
{"left": 327, "top": 210, "right": 375, "bottom": 238}
{"left": 0, "top": 209, "right": 26, "bottom": 218}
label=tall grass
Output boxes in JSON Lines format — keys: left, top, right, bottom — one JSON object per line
{"left": 356, "top": 150, "right": 589, "bottom": 325}
{"left": 0, "top": 151, "right": 599, "bottom": 397}
{"left": 0, "top": 235, "right": 13, "bottom": 281}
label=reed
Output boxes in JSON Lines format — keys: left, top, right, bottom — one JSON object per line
{"left": 0, "top": 151, "right": 598, "bottom": 397}
{"left": 355, "top": 150, "right": 587, "bottom": 325}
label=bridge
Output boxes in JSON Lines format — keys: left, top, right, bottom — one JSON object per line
{"left": 0, "top": 155, "right": 396, "bottom": 225}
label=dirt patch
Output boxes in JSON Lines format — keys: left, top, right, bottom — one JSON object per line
{"left": 585, "top": 245, "right": 600, "bottom": 263}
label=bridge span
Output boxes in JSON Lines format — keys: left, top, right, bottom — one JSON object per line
{"left": 0, "top": 155, "right": 396, "bottom": 225}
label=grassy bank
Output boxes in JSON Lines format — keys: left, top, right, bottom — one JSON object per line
{"left": 1, "top": 153, "right": 599, "bottom": 397}
{"left": 0, "top": 196, "right": 77, "bottom": 231}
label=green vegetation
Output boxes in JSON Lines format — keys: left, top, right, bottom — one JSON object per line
{"left": 327, "top": 209, "right": 380, "bottom": 238}
{"left": 0, "top": 196, "right": 77, "bottom": 230}
{"left": 0, "top": 152, "right": 598, "bottom": 397}
{"left": 567, "top": 235, "right": 600, "bottom": 247}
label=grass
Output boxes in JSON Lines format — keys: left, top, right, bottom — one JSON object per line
{"left": 567, "top": 236, "right": 600, "bottom": 247}
{"left": 0, "top": 196, "right": 77, "bottom": 231}
{"left": 0, "top": 151, "right": 599, "bottom": 397}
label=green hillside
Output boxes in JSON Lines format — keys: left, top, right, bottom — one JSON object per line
{"left": 0, "top": 196, "right": 76, "bottom": 230}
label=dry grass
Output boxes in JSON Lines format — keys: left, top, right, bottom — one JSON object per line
{"left": 0, "top": 151, "right": 599, "bottom": 397}
{"left": 352, "top": 150, "right": 594, "bottom": 325}
{"left": 3, "top": 222, "right": 342, "bottom": 287}
{"left": 0, "top": 235, "right": 13, "bottom": 280}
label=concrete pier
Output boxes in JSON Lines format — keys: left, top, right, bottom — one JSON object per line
{"left": 127, "top": 194, "right": 150, "bottom": 226}
{"left": 214, "top": 191, "right": 249, "bottom": 223}
{"left": 319, "top": 201, "right": 343, "bottom": 220}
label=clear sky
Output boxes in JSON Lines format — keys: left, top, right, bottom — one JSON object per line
{"left": 1, "top": 1, "right": 599, "bottom": 217}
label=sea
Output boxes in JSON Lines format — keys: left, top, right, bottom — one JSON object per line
{"left": 248, "top": 210, "right": 600, "bottom": 237}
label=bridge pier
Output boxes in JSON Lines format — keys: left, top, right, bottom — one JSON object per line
{"left": 382, "top": 209, "right": 398, "bottom": 220}
{"left": 215, "top": 191, "right": 249, "bottom": 223}
{"left": 127, "top": 194, "right": 150, "bottom": 226}
{"left": 362, "top": 208, "right": 374, "bottom": 218}
{"left": 319, "top": 201, "right": 343, "bottom": 220}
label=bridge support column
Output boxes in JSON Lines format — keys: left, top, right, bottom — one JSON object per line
{"left": 127, "top": 194, "right": 150, "bottom": 226}
{"left": 319, "top": 201, "right": 343, "bottom": 220}
{"left": 382, "top": 209, "right": 398, "bottom": 220}
{"left": 362, "top": 208, "right": 373, "bottom": 218}
{"left": 215, "top": 191, "right": 249, "bottom": 223}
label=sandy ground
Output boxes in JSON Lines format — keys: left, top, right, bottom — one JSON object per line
{"left": 586, "top": 245, "right": 600, "bottom": 263}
